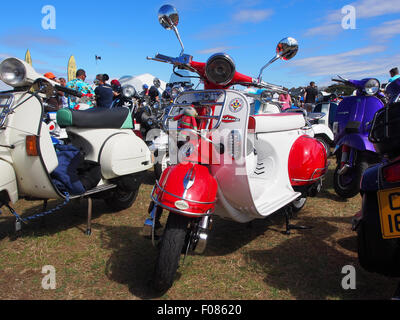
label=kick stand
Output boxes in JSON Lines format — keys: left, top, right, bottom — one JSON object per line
{"left": 283, "top": 206, "right": 313, "bottom": 235}
{"left": 86, "top": 197, "right": 93, "bottom": 236}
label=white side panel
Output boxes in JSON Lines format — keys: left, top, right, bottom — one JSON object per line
{"left": 8, "top": 94, "right": 59, "bottom": 199}
{"left": 100, "top": 133, "right": 153, "bottom": 179}
{"left": 0, "top": 160, "right": 18, "bottom": 203}
{"left": 211, "top": 90, "right": 301, "bottom": 222}
{"left": 252, "top": 114, "right": 305, "bottom": 133}
{"left": 67, "top": 128, "right": 153, "bottom": 180}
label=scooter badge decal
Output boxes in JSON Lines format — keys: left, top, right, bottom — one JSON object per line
{"left": 222, "top": 115, "right": 240, "bottom": 123}
{"left": 229, "top": 98, "right": 244, "bottom": 113}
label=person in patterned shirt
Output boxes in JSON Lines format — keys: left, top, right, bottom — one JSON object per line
{"left": 66, "top": 69, "right": 95, "bottom": 109}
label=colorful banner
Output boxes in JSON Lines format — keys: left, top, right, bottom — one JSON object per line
{"left": 67, "top": 56, "right": 77, "bottom": 82}
{"left": 25, "top": 49, "right": 32, "bottom": 66}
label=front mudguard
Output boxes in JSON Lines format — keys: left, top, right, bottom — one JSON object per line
{"left": 151, "top": 163, "right": 218, "bottom": 217}
{"left": 0, "top": 160, "right": 18, "bottom": 205}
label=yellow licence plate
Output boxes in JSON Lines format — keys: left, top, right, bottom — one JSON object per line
{"left": 378, "top": 188, "right": 400, "bottom": 239}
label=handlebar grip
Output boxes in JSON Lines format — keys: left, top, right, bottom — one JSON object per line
{"left": 55, "top": 85, "right": 83, "bottom": 98}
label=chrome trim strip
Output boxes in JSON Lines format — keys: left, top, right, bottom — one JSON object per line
{"left": 151, "top": 193, "right": 214, "bottom": 217}
{"left": 153, "top": 179, "right": 217, "bottom": 205}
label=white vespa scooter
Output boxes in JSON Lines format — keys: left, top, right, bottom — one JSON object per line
{"left": 0, "top": 58, "right": 153, "bottom": 234}
{"left": 145, "top": 5, "right": 328, "bottom": 292}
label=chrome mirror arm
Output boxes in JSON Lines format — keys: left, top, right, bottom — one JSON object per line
{"left": 258, "top": 55, "right": 279, "bottom": 83}
{"left": 172, "top": 25, "right": 185, "bottom": 56}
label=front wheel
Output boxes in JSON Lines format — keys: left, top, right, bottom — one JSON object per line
{"left": 333, "top": 154, "right": 369, "bottom": 199}
{"left": 152, "top": 213, "right": 189, "bottom": 293}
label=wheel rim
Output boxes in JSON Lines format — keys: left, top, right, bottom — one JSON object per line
{"left": 337, "top": 169, "right": 355, "bottom": 189}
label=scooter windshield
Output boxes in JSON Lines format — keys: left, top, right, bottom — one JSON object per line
{"left": 169, "top": 70, "right": 194, "bottom": 88}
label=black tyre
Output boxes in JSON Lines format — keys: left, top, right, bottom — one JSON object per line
{"left": 152, "top": 213, "right": 189, "bottom": 293}
{"left": 315, "top": 135, "right": 331, "bottom": 157}
{"left": 333, "top": 153, "right": 369, "bottom": 199}
{"left": 357, "top": 192, "right": 400, "bottom": 277}
{"left": 291, "top": 197, "right": 307, "bottom": 213}
{"left": 104, "top": 188, "right": 138, "bottom": 211}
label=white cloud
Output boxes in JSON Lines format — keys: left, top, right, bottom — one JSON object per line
{"left": 197, "top": 46, "right": 235, "bottom": 54}
{"left": 305, "top": 0, "right": 400, "bottom": 37}
{"left": 290, "top": 45, "right": 395, "bottom": 78}
{"left": 324, "top": 0, "right": 400, "bottom": 23}
{"left": 233, "top": 9, "right": 274, "bottom": 23}
{"left": 305, "top": 24, "right": 343, "bottom": 37}
{"left": 371, "top": 19, "right": 400, "bottom": 40}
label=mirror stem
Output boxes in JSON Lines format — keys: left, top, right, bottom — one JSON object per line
{"left": 173, "top": 26, "right": 185, "bottom": 56}
{"left": 258, "top": 55, "right": 279, "bottom": 83}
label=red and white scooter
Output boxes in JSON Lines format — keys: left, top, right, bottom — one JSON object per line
{"left": 147, "top": 5, "right": 328, "bottom": 292}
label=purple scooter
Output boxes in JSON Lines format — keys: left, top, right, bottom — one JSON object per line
{"left": 331, "top": 76, "right": 384, "bottom": 198}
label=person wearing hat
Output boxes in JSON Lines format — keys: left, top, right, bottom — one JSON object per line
{"left": 43, "top": 72, "right": 62, "bottom": 111}
{"left": 94, "top": 74, "right": 113, "bottom": 108}
{"left": 111, "top": 79, "right": 122, "bottom": 99}
{"left": 44, "top": 72, "right": 57, "bottom": 81}
{"left": 141, "top": 84, "right": 150, "bottom": 97}
{"left": 389, "top": 68, "right": 400, "bottom": 83}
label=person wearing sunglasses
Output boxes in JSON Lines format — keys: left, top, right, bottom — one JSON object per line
{"left": 66, "top": 69, "right": 95, "bottom": 109}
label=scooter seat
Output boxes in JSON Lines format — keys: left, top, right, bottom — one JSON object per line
{"left": 249, "top": 114, "right": 305, "bottom": 133}
{"left": 57, "top": 108, "right": 134, "bottom": 129}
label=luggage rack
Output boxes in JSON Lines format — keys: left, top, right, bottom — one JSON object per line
{"left": 0, "top": 94, "right": 14, "bottom": 128}
{"left": 164, "top": 90, "right": 227, "bottom": 131}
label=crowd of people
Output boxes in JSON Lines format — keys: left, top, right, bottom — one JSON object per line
{"left": 43, "top": 68, "right": 160, "bottom": 112}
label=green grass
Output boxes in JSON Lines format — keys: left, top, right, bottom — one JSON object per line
{"left": 0, "top": 164, "right": 397, "bottom": 300}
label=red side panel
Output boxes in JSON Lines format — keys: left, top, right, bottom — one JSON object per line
{"left": 288, "top": 135, "right": 327, "bottom": 186}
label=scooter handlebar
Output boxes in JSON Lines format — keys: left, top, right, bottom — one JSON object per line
{"left": 54, "top": 85, "right": 83, "bottom": 98}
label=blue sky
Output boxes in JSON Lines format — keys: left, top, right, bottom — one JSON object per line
{"left": 0, "top": 0, "right": 399, "bottom": 90}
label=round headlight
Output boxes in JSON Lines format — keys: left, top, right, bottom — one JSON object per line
{"left": 171, "top": 85, "right": 183, "bottom": 99}
{"left": 122, "top": 85, "right": 136, "bottom": 98}
{"left": 0, "top": 58, "right": 27, "bottom": 86}
{"left": 364, "top": 78, "right": 380, "bottom": 96}
{"left": 205, "top": 53, "right": 236, "bottom": 86}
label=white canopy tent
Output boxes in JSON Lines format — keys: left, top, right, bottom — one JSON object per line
{"left": 119, "top": 73, "right": 167, "bottom": 94}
